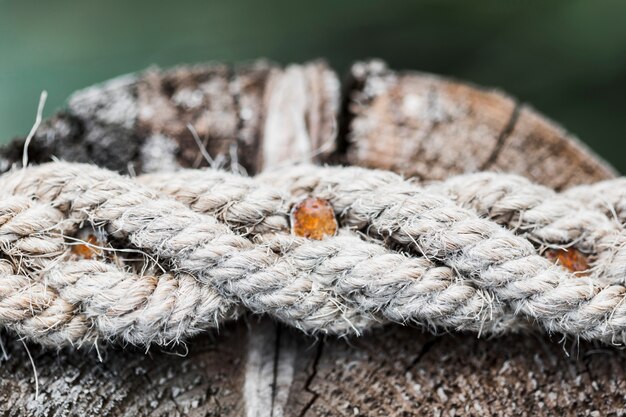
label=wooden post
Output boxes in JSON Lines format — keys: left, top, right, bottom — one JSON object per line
{"left": 0, "top": 60, "right": 623, "bottom": 417}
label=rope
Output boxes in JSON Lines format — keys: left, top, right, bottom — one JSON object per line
{"left": 1, "top": 162, "right": 626, "bottom": 348}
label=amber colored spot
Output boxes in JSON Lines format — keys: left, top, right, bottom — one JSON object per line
{"left": 544, "top": 248, "right": 590, "bottom": 275}
{"left": 290, "top": 197, "right": 338, "bottom": 240}
{"left": 71, "top": 234, "right": 103, "bottom": 259}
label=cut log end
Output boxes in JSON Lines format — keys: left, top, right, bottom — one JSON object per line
{"left": 345, "top": 60, "right": 616, "bottom": 189}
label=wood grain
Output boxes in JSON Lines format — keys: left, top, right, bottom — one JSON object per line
{"left": 344, "top": 60, "right": 615, "bottom": 189}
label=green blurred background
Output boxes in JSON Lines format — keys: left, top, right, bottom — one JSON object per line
{"left": 1, "top": 0, "right": 624, "bottom": 171}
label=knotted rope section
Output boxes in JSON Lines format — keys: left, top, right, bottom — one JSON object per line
{"left": 1, "top": 162, "right": 626, "bottom": 349}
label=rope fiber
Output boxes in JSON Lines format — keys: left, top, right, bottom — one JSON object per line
{"left": 2, "top": 162, "right": 626, "bottom": 348}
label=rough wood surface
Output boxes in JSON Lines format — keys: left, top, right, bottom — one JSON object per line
{"left": 1, "top": 60, "right": 623, "bottom": 417}
{"left": 0, "top": 60, "right": 338, "bottom": 177}
{"left": 344, "top": 60, "right": 616, "bottom": 189}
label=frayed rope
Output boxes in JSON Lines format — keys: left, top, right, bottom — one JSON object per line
{"left": 1, "top": 162, "right": 626, "bottom": 348}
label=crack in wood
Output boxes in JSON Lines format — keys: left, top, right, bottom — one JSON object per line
{"left": 335, "top": 72, "right": 361, "bottom": 158}
{"left": 270, "top": 324, "right": 281, "bottom": 417}
{"left": 404, "top": 336, "right": 439, "bottom": 374}
{"left": 480, "top": 102, "right": 522, "bottom": 171}
{"left": 297, "top": 341, "right": 324, "bottom": 417}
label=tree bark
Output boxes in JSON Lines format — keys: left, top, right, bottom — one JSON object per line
{"left": 0, "top": 60, "right": 623, "bottom": 417}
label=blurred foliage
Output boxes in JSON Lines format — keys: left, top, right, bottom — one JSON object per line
{"left": 0, "top": 0, "right": 624, "bottom": 171}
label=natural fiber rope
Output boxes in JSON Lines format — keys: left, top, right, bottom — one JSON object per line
{"left": 1, "top": 162, "right": 626, "bottom": 348}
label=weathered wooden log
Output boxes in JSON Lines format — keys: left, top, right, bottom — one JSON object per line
{"left": 344, "top": 60, "right": 616, "bottom": 189}
{"left": 0, "top": 60, "right": 623, "bottom": 417}
{"left": 0, "top": 60, "right": 338, "bottom": 176}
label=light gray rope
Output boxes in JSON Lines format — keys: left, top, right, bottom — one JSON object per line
{"left": 0, "top": 164, "right": 504, "bottom": 346}
{"left": 565, "top": 178, "right": 626, "bottom": 224}
{"left": 1, "top": 162, "right": 626, "bottom": 348}
{"left": 429, "top": 172, "right": 626, "bottom": 285}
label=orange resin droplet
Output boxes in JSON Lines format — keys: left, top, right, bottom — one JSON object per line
{"left": 290, "top": 197, "right": 338, "bottom": 240}
{"left": 71, "top": 234, "right": 103, "bottom": 259}
{"left": 544, "top": 248, "right": 590, "bottom": 275}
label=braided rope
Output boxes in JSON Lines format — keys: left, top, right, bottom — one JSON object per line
{"left": 1, "top": 162, "right": 626, "bottom": 348}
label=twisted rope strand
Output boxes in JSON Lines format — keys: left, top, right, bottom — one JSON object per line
{"left": 1, "top": 163, "right": 626, "bottom": 346}
{"left": 260, "top": 166, "right": 626, "bottom": 342}
{"left": 565, "top": 178, "right": 626, "bottom": 224}
{"left": 430, "top": 173, "right": 626, "bottom": 285}
{"left": 141, "top": 171, "right": 523, "bottom": 334}
{"left": 144, "top": 166, "right": 626, "bottom": 283}
{"left": 0, "top": 258, "right": 237, "bottom": 347}
{"left": 0, "top": 164, "right": 505, "bottom": 344}
{"left": 0, "top": 191, "right": 245, "bottom": 347}
{"left": 148, "top": 166, "right": 626, "bottom": 343}
{"left": 141, "top": 170, "right": 289, "bottom": 235}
